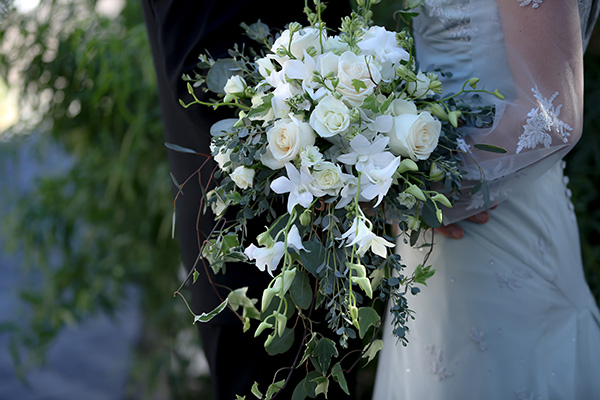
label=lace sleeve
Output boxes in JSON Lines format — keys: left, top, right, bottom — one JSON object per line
{"left": 441, "top": 0, "right": 585, "bottom": 223}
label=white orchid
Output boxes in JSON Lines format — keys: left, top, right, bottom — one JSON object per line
{"left": 337, "top": 134, "right": 396, "bottom": 171}
{"left": 360, "top": 156, "right": 402, "bottom": 206}
{"left": 271, "top": 163, "right": 323, "bottom": 214}
{"left": 342, "top": 217, "right": 395, "bottom": 258}
{"left": 245, "top": 242, "right": 285, "bottom": 276}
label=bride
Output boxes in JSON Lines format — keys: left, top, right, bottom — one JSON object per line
{"left": 373, "top": 0, "right": 600, "bottom": 398}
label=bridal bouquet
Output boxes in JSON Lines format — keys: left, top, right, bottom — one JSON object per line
{"left": 172, "top": 1, "right": 501, "bottom": 398}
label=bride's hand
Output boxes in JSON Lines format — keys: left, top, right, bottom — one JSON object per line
{"left": 435, "top": 206, "right": 496, "bottom": 239}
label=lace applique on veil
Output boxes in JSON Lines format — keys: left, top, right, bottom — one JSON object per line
{"left": 517, "top": 0, "right": 543, "bottom": 8}
{"left": 516, "top": 86, "right": 572, "bottom": 154}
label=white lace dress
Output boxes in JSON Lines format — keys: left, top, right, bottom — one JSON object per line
{"left": 373, "top": 0, "right": 600, "bottom": 398}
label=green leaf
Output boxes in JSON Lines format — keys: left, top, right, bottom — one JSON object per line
{"left": 311, "top": 338, "right": 338, "bottom": 374}
{"left": 193, "top": 298, "right": 228, "bottom": 324}
{"left": 192, "top": 270, "right": 199, "bottom": 284}
{"left": 266, "top": 327, "right": 295, "bottom": 355}
{"left": 290, "top": 270, "right": 313, "bottom": 309}
{"left": 358, "top": 307, "right": 381, "bottom": 339}
{"left": 414, "top": 264, "right": 436, "bottom": 285}
{"left": 362, "top": 339, "right": 384, "bottom": 364}
{"left": 331, "top": 362, "right": 349, "bottom": 395}
{"left": 473, "top": 143, "right": 507, "bottom": 153}
{"left": 207, "top": 58, "right": 239, "bottom": 93}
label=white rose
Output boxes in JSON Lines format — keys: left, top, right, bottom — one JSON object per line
{"left": 261, "top": 116, "right": 316, "bottom": 170}
{"left": 211, "top": 143, "right": 233, "bottom": 172}
{"left": 312, "top": 162, "right": 345, "bottom": 196}
{"left": 389, "top": 98, "right": 418, "bottom": 116}
{"left": 358, "top": 26, "right": 409, "bottom": 81}
{"left": 230, "top": 166, "right": 255, "bottom": 189}
{"left": 309, "top": 95, "right": 351, "bottom": 138}
{"left": 336, "top": 51, "right": 382, "bottom": 107}
{"left": 316, "top": 52, "right": 339, "bottom": 77}
{"left": 387, "top": 112, "right": 441, "bottom": 161}
{"left": 270, "top": 27, "right": 322, "bottom": 65}
{"left": 406, "top": 72, "right": 432, "bottom": 99}
{"left": 223, "top": 75, "right": 246, "bottom": 95}
{"left": 323, "top": 35, "right": 347, "bottom": 53}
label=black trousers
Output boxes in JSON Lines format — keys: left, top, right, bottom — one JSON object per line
{"left": 141, "top": 1, "right": 356, "bottom": 398}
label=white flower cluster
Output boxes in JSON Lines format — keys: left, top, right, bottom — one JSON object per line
{"left": 212, "top": 23, "right": 446, "bottom": 274}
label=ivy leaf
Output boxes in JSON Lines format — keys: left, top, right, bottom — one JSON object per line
{"left": 362, "top": 339, "right": 384, "bottom": 364}
{"left": 299, "top": 333, "right": 318, "bottom": 365}
{"left": 313, "top": 376, "right": 329, "bottom": 398}
{"left": 311, "top": 338, "right": 338, "bottom": 374}
{"left": 351, "top": 78, "right": 367, "bottom": 93}
{"left": 265, "top": 380, "right": 286, "bottom": 400}
{"left": 251, "top": 382, "right": 262, "bottom": 399}
{"left": 192, "top": 270, "right": 199, "bottom": 284}
{"left": 331, "top": 362, "right": 350, "bottom": 395}
{"left": 358, "top": 307, "right": 381, "bottom": 339}
{"left": 193, "top": 298, "right": 228, "bottom": 324}
{"left": 290, "top": 270, "right": 313, "bottom": 310}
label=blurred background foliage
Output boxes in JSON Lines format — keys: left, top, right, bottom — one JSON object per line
{"left": 0, "top": 1, "right": 598, "bottom": 399}
{"left": 0, "top": 0, "right": 209, "bottom": 398}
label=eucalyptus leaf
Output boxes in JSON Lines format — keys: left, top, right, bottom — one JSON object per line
{"left": 207, "top": 58, "right": 240, "bottom": 94}
{"left": 164, "top": 142, "right": 198, "bottom": 154}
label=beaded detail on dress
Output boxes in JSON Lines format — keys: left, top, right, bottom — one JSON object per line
{"left": 422, "top": 0, "right": 473, "bottom": 41}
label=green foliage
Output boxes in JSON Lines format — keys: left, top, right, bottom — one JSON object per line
{"left": 565, "top": 35, "right": 600, "bottom": 304}
{"left": 0, "top": 0, "right": 207, "bottom": 397}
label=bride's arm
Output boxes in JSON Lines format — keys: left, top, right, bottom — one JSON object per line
{"left": 442, "top": 0, "right": 584, "bottom": 223}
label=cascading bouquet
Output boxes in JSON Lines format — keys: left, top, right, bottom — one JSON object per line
{"left": 171, "top": 1, "right": 502, "bottom": 398}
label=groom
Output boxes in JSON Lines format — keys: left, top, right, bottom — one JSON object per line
{"left": 142, "top": 1, "right": 355, "bottom": 399}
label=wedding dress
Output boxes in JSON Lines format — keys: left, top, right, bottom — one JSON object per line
{"left": 373, "top": 0, "right": 600, "bottom": 399}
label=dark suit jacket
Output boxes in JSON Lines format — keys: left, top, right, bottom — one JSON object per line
{"left": 142, "top": 2, "right": 354, "bottom": 398}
